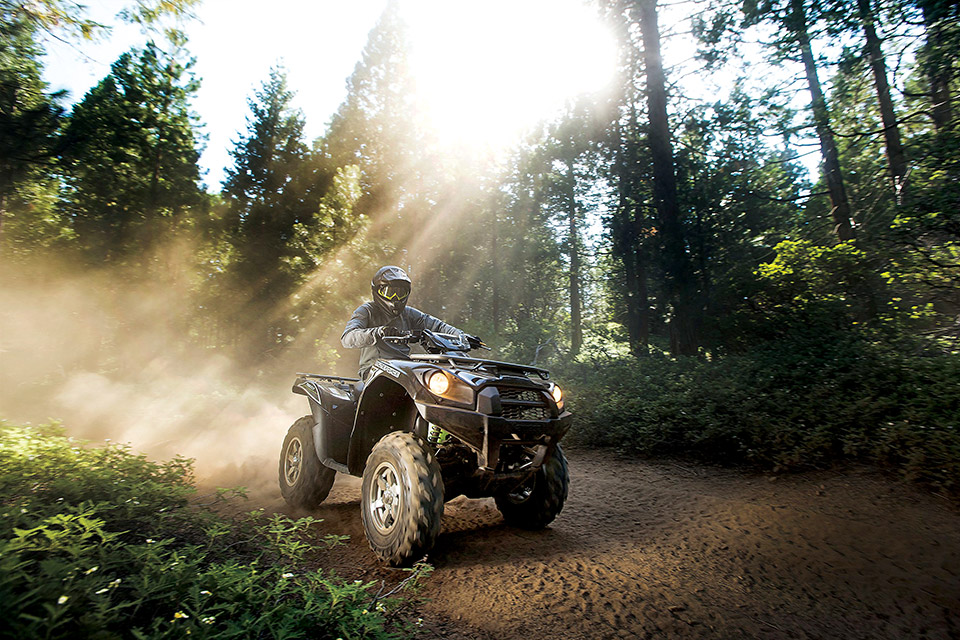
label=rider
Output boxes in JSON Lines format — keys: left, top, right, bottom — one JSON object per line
{"left": 342, "top": 265, "right": 467, "bottom": 378}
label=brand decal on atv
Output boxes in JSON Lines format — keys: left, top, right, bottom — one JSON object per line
{"left": 374, "top": 361, "right": 403, "bottom": 379}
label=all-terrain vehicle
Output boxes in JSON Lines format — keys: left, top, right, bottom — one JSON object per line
{"left": 278, "top": 329, "right": 572, "bottom": 565}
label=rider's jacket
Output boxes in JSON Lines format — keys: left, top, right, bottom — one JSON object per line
{"left": 341, "top": 302, "right": 464, "bottom": 377}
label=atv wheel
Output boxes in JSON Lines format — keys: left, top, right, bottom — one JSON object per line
{"left": 279, "top": 416, "right": 336, "bottom": 509}
{"left": 361, "top": 432, "right": 444, "bottom": 566}
{"left": 495, "top": 445, "right": 569, "bottom": 529}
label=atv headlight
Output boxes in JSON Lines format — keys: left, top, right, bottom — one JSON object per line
{"left": 422, "top": 369, "right": 474, "bottom": 405}
{"left": 427, "top": 371, "right": 450, "bottom": 395}
{"left": 551, "top": 383, "right": 564, "bottom": 409}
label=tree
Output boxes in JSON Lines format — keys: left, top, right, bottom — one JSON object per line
{"left": 0, "top": 12, "right": 64, "bottom": 247}
{"left": 1, "top": 0, "right": 201, "bottom": 41}
{"left": 222, "top": 65, "right": 326, "bottom": 352}
{"left": 698, "top": 0, "right": 859, "bottom": 243}
{"left": 915, "top": 0, "right": 958, "bottom": 132}
{"left": 538, "top": 102, "right": 609, "bottom": 356}
{"left": 60, "top": 41, "right": 203, "bottom": 261}
{"left": 786, "top": 0, "right": 856, "bottom": 241}
{"left": 674, "top": 85, "right": 811, "bottom": 348}
{"left": 606, "top": 31, "right": 653, "bottom": 354}
{"left": 322, "top": 0, "right": 423, "bottom": 227}
{"left": 637, "top": 0, "right": 702, "bottom": 354}
{"left": 853, "top": 0, "right": 909, "bottom": 201}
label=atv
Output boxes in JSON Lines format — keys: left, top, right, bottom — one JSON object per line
{"left": 278, "top": 329, "right": 572, "bottom": 565}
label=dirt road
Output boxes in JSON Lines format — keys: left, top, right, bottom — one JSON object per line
{"left": 267, "top": 448, "right": 960, "bottom": 639}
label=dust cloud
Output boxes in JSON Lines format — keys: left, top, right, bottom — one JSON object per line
{"left": 0, "top": 253, "right": 364, "bottom": 498}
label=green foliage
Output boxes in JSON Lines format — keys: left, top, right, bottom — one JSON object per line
{"left": 282, "top": 164, "right": 365, "bottom": 280}
{"left": 0, "top": 12, "right": 65, "bottom": 247}
{"left": 60, "top": 41, "right": 204, "bottom": 262}
{"left": 754, "top": 240, "right": 875, "bottom": 316}
{"left": 1, "top": 0, "right": 200, "bottom": 42}
{"left": 562, "top": 330, "right": 960, "bottom": 495}
{"left": 0, "top": 422, "right": 425, "bottom": 639}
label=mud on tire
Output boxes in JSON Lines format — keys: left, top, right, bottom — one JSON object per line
{"left": 495, "top": 445, "right": 569, "bottom": 529}
{"left": 361, "top": 432, "right": 444, "bottom": 566}
{"left": 279, "top": 416, "right": 336, "bottom": 509}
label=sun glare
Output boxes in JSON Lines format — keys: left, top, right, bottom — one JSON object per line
{"left": 400, "top": 0, "right": 617, "bottom": 149}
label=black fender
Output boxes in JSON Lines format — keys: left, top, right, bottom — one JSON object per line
{"left": 346, "top": 368, "right": 422, "bottom": 475}
{"left": 292, "top": 376, "right": 359, "bottom": 472}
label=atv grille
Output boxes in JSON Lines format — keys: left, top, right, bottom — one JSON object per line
{"left": 497, "top": 387, "right": 550, "bottom": 421}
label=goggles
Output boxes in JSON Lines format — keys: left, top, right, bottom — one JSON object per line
{"left": 377, "top": 284, "right": 410, "bottom": 301}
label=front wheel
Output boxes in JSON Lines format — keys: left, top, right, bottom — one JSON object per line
{"left": 361, "top": 432, "right": 444, "bottom": 566}
{"left": 495, "top": 445, "right": 569, "bottom": 529}
{"left": 279, "top": 416, "right": 336, "bottom": 509}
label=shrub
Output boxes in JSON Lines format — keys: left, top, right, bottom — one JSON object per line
{"left": 558, "top": 330, "right": 960, "bottom": 495}
{"left": 0, "top": 422, "right": 427, "bottom": 639}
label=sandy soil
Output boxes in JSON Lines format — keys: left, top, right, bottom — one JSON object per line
{"left": 262, "top": 448, "right": 960, "bottom": 640}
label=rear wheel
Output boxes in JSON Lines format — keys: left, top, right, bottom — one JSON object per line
{"left": 361, "top": 432, "right": 444, "bottom": 566}
{"left": 495, "top": 445, "right": 569, "bottom": 529}
{"left": 279, "top": 416, "right": 336, "bottom": 509}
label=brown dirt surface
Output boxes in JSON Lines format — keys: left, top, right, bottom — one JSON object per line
{"left": 260, "top": 448, "right": 960, "bottom": 640}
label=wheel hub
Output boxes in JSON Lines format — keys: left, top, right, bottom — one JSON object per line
{"left": 284, "top": 436, "right": 303, "bottom": 486}
{"left": 369, "top": 461, "right": 402, "bottom": 534}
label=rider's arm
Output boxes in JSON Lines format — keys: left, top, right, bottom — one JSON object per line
{"left": 341, "top": 305, "right": 380, "bottom": 348}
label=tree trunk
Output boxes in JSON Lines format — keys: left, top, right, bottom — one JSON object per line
{"left": 638, "top": 0, "right": 699, "bottom": 355}
{"left": 563, "top": 156, "right": 583, "bottom": 355}
{"left": 613, "top": 113, "right": 649, "bottom": 355}
{"left": 857, "top": 0, "right": 909, "bottom": 202}
{"left": 919, "top": 0, "right": 954, "bottom": 131}
{"left": 491, "top": 206, "right": 500, "bottom": 335}
{"left": 790, "top": 0, "right": 856, "bottom": 242}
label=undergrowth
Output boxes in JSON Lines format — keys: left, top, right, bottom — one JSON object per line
{"left": 0, "top": 422, "right": 429, "bottom": 639}
{"left": 560, "top": 330, "right": 960, "bottom": 496}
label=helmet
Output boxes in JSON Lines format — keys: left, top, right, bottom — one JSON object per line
{"left": 371, "top": 265, "right": 411, "bottom": 317}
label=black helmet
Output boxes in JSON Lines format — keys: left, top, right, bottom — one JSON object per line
{"left": 372, "top": 265, "right": 411, "bottom": 317}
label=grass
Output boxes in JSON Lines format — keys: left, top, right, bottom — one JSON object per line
{"left": 0, "top": 421, "right": 429, "bottom": 639}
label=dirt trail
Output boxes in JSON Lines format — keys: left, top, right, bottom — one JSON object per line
{"left": 260, "top": 449, "right": 960, "bottom": 639}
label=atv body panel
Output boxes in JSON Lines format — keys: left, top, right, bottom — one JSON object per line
{"left": 292, "top": 375, "right": 360, "bottom": 473}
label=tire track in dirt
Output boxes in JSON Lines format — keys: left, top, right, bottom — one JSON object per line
{"left": 261, "top": 448, "right": 960, "bottom": 639}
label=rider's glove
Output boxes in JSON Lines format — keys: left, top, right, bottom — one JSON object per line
{"left": 376, "top": 324, "right": 404, "bottom": 339}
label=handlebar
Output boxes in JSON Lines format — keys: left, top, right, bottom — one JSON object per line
{"left": 383, "top": 330, "right": 421, "bottom": 345}
{"left": 382, "top": 329, "right": 490, "bottom": 353}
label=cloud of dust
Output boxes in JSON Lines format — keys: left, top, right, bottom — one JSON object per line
{"left": 0, "top": 249, "right": 369, "bottom": 499}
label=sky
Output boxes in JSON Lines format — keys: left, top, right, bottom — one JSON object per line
{"left": 40, "top": 0, "right": 622, "bottom": 190}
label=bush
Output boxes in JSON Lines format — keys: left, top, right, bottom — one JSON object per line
{"left": 0, "top": 422, "right": 427, "bottom": 639}
{"left": 559, "top": 330, "right": 960, "bottom": 495}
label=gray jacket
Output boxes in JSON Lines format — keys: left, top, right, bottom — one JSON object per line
{"left": 341, "top": 302, "right": 464, "bottom": 377}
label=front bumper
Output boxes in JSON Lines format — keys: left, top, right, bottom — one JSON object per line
{"left": 417, "top": 403, "right": 573, "bottom": 470}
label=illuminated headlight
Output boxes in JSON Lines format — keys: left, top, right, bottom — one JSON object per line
{"left": 551, "top": 383, "right": 564, "bottom": 408}
{"left": 427, "top": 371, "right": 450, "bottom": 395}
{"left": 551, "top": 384, "right": 563, "bottom": 404}
{"left": 423, "top": 369, "right": 474, "bottom": 405}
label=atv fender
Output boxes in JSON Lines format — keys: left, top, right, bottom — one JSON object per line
{"left": 292, "top": 377, "right": 357, "bottom": 472}
{"left": 347, "top": 371, "right": 420, "bottom": 475}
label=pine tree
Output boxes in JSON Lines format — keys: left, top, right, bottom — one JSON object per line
{"left": 321, "top": 1, "right": 426, "bottom": 234}
{"left": 0, "top": 13, "right": 64, "bottom": 247}
{"left": 222, "top": 65, "right": 331, "bottom": 355}
{"left": 60, "top": 41, "right": 203, "bottom": 261}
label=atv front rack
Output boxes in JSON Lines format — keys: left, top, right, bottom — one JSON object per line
{"left": 295, "top": 373, "right": 361, "bottom": 383}
{"left": 409, "top": 354, "right": 550, "bottom": 379}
